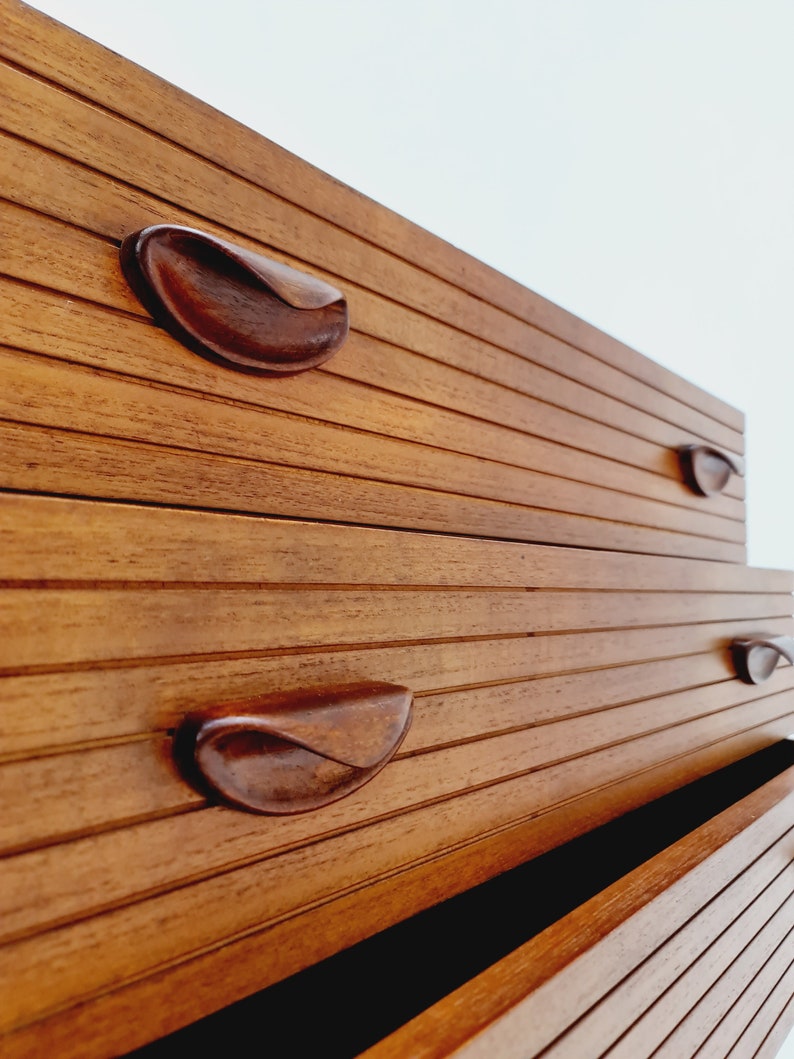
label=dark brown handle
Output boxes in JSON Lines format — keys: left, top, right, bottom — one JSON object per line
{"left": 678, "top": 444, "right": 745, "bottom": 497}
{"left": 731, "top": 635, "right": 794, "bottom": 684}
{"left": 174, "top": 682, "right": 413, "bottom": 814}
{"left": 120, "top": 225, "right": 349, "bottom": 375}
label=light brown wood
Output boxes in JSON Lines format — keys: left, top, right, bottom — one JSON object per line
{"left": 0, "top": 178, "right": 745, "bottom": 467}
{"left": 0, "top": 494, "right": 764, "bottom": 587}
{"left": 3, "top": 731, "right": 788, "bottom": 1059}
{"left": 0, "top": 338, "right": 744, "bottom": 547}
{"left": 694, "top": 921, "right": 794, "bottom": 1058}
{"left": 652, "top": 894, "right": 794, "bottom": 1059}
{"left": 4, "top": 689, "right": 793, "bottom": 948}
{"left": 729, "top": 961, "right": 794, "bottom": 1058}
{"left": 5, "top": 617, "right": 788, "bottom": 757}
{"left": 541, "top": 838, "right": 794, "bottom": 1058}
{"left": 0, "top": 1, "right": 745, "bottom": 432}
{"left": 602, "top": 869, "right": 794, "bottom": 1058}
{"left": 4, "top": 664, "right": 792, "bottom": 853}
{"left": 5, "top": 585, "right": 786, "bottom": 669}
{"left": 359, "top": 763, "right": 794, "bottom": 1059}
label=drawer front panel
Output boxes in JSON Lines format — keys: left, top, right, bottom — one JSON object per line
{"left": 1, "top": 493, "right": 792, "bottom": 1053}
{"left": 0, "top": 0, "right": 745, "bottom": 434}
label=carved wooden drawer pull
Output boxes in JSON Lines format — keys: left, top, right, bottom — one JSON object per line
{"left": 732, "top": 635, "right": 794, "bottom": 684}
{"left": 120, "top": 225, "right": 349, "bottom": 374}
{"left": 174, "top": 682, "right": 413, "bottom": 813}
{"left": 678, "top": 444, "right": 745, "bottom": 497}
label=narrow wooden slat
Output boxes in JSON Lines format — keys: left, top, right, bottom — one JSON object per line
{"left": 3, "top": 585, "right": 786, "bottom": 669}
{"left": 5, "top": 617, "right": 790, "bottom": 757}
{"left": 360, "top": 760, "right": 794, "bottom": 1059}
{"left": 541, "top": 840, "right": 794, "bottom": 1059}
{"left": 695, "top": 925, "right": 794, "bottom": 1058}
{"left": 0, "top": 189, "right": 745, "bottom": 470}
{"left": 728, "top": 960, "right": 794, "bottom": 1058}
{"left": 1, "top": 421, "right": 745, "bottom": 559}
{"left": 652, "top": 897, "right": 794, "bottom": 1059}
{"left": 5, "top": 661, "right": 790, "bottom": 852}
{"left": 0, "top": 340, "right": 744, "bottom": 546}
{"left": 0, "top": 1, "right": 744, "bottom": 432}
{"left": 0, "top": 240, "right": 747, "bottom": 510}
{"left": 0, "top": 494, "right": 776, "bottom": 588}
{"left": 3, "top": 725, "right": 789, "bottom": 1059}
{"left": 602, "top": 868, "right": 794, "bottom": 1058}
{"left": 3, "top": 688, "right": 793, "bottom": 946}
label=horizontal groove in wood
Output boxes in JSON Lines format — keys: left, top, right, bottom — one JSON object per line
{"left": 5, "top": 617, "right": 791, "bottom": 757}
{"left": 0, "top": 251, "right": 748, "bottom": 508}
{"left": 0, "top": 340, "right": 745, "bottom": 547}
{"left": 0, "top": 494, "right": 775, "bottom": 588}
{"left": 600, "top": 864, "right": 794, "bottom": 1059}
{"left": 363, "top": 760, "right": 794, "bottom": 1059}
{"left": 0, "top": 421, "right": 747, "bottom": 561}
{"left": 0, "top": 8, "right": 743, "bottom": 432}
{"left": 652, "top": 895, "right": 794, "bottom": 1059}
{"left": 0, "top": 65, "right": 745, "bottom": 452}
{"left": 0, "top": 189, "right": 746, "bottom": 473}
{"left": 3, "top": 585, "right": 788, "bottom": 669}
{"left": 726, "top": 957, "right": 794, "bottom": 1058}
{"left": 3, "top": 686, "right": 794, "bottom": 950}
{"left": 5, "top": 659, "right": 791, "bottom": 853}
{"left": 3, "top": 726, "right": 790, "bottom": 1059}
{"left": 695, "top": 922, "right": 794, "bottom": 1059}
{"left": 542, "top": 840, "right": 794, "bottom": 1059}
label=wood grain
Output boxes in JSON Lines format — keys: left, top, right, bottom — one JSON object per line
{"left": 0, "top": 339, "right": 744, "bottom": 546}
{"left": 0, "top": 182, "right": 745, "bottom": 469}
{"left": 602, "top": 867, "right": 794, "bottom": 1058}
{"left": 5, "top": 617, "right": 789, "bottom": 757}
{"left": 4, "top": 689, "right": 794, "bottom": 948}
{"left": 0, "top": 1, "right": 744, "bottom": 432}
{"left": 5, "top": 665, "right": 793, "bottom": 852}
{"left": 727, "top": 958, "right": 794, "bottom": 1058}
{"left": 4, "top": 729, "right": 789, "bottom": 1059}
{"left": 360, "top": 762, "right": 794, "bottom": 1059}
{"left": 0, "top": 494, "right": 772, "bottom": 588}
{"left": 541, "top": 839, "right": 794, "bottom": 1058}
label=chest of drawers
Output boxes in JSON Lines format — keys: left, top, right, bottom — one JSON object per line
{"left": 1, "top": 2, "right": 793, "bottom": 1055}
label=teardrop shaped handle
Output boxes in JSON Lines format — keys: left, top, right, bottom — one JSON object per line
{"left": 731, "top": 635, "right": 794, "bottom": 685}
{"left": 120, "top": 225, "right": 349, "bottom": 375}
{"left": 678, "top": 444, "right": 745, "bottom": 497}
{"left": 174, "top": 682, "right": 413, "bottom": 814}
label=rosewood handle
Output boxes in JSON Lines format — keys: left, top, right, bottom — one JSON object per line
{"left": 731, "top": 635, "right": 794, "bottom": 685}
{"left": 120, "top": 225, "right": 349, "bottom": 375}
{"left": 678, "top": 444, "right": 745, "bottom": 497}
{"left": 174, "top": 682, "right": 413, "bottom": 813}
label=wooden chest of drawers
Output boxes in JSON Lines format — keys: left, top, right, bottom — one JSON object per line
{"left": 1, "top": 2, "right": 793, "bottom": 1055}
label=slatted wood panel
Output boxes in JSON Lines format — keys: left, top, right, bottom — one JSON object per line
{"left": 0, "top": 0, "right": 745, "bottom": 434}
{"left": 1, "top": 493, "right": 792, "bottom": 1055}
{"left": 0, "top": 21, "right": 749, "bottom": 559}
{"left": 359, "top": 767, "right": 794, "bottom": 1059}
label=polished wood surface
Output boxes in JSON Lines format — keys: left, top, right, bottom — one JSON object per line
{"left": 120, "top": 225, "right": 349, "bottom": 374}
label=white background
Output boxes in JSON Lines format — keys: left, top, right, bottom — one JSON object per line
{"left": 23, "top": 1, "right": 794, "bottom": 1053}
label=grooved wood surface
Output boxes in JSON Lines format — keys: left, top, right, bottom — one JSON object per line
{"left": 1, "top": 3, "right": 791, "bottom": 1055}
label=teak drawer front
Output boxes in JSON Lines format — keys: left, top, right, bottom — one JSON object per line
{"left": 0, "top": 3, "right": 746, "bottom": 560}
{"left": 1, "top": 493, "right": 793, "bottom": 1056}
{"left": 360, "top": 763, "right": 794, "bottom": 1059}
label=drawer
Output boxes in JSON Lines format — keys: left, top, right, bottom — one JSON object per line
{"left": 1, "top": 493, "right": 793, "bottom": 1056}
{"left": 8, "top": 745, "right": 794, "bottom": 1058}
{"left": 0, "top": 4, "right": 746, "bottom": 560}
{"left": 348, "top": 747, "right": 794, "bottom": 1059}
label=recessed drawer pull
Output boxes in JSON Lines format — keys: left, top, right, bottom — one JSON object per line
{"left": 120, "top": 224, "right": 350, "bottom": 375}
{"left": 174, "top": 681, "right": 413, "bottom": 813}
{"left": 678, "top": 444, "right": 745, "bottom": 497}
{"left": 731, "top": 635, "right": 794, "bottom": 684}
